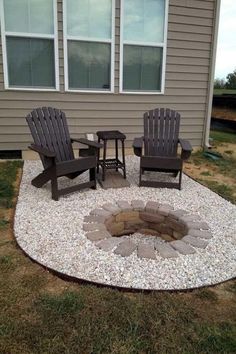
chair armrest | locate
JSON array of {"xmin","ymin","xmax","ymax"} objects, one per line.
[
  {"xmin": 178, "ymin": 139, "xmax": 192, "ymax": 160},
  {"xmin": 133, "ymin": 137, "xmax": 143, "ymax": 157},
  {"xmin": 71, "ymin": 138, "xmax": 103, "ymax": 149},
  {"xmin": 29, "ymin": 144, "xmax": 56, "ymax": 158}
]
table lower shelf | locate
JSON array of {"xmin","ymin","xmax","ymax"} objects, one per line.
[{"xmin": 98, "ymin": 158, "xmax": 125, "ymax": 170}]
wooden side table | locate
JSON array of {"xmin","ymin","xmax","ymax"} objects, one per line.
[{"xmin": 96, "ymin": 130, "xmax": 126, "ymax": 181}]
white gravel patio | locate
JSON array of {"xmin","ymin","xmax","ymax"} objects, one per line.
[{"xmin": 14, "ymin": 156, "xmax": 236, "ymax": 290}]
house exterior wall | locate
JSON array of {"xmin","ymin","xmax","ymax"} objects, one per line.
[{"xmin": 0, "ymin": 0, "xmax": 216, "ymax": 152}]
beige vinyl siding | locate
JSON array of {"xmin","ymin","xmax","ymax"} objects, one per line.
[{"xmin": 0, "ymin": 0, "xmax": 216, "ymax": 151}]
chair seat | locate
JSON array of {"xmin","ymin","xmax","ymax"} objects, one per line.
[
  {"xmin": 141, "ymin": 156, "xmax": 182, "ymax": 171},
  {"xmin": 56, "ymin": 156, "xmax": 96, "ymax": 177}
]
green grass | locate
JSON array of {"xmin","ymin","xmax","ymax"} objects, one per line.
[
  {"xmin": 200, "ymin": 171, "xmax": 212, "ymax": 177},
  {"xmin": 0, "ymin": 255, "xmax": 13, "ymax": 265},
  {"xmin": 212, "ymin": 157, "xmax": 236, "ymax": 180},
  {"xmin": 0, "ymin": 255, "xmax": 16, "ymax": 272},
  {"xmin": 226, "ymin": 283, "xmax": 236, "ymax": 293},
  {"xmin": 0, "ymin": 160, "xmax": 23, "ymax": 208},
  {"xmin": 214, "ymin": 88, "xmax": 236, "ymax": 95},
  {"xmin": 210, "ymin": 131, "xmax": 236, "ymax": 145},
  {"xmin": 0, "ymin": 286, "xmax": 235, "ymax": 354},
  {"xmin": 0, "ymin": 219, "xmax": 9, "ymax": 229},
  {"xmin": 195, "ymin": 288, "xmax": 218, "ymax": 302},
  {"xmin": 197, "ymin": 323, "xmax": 236, "ymax": 353}
]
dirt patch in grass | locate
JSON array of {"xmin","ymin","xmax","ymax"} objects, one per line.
[
  {"xmin": 212, "ymin": 106, "xmax": 236, "ymax": 122},
  {"xmin": 184, "ymin": 130, "xmax": 236, "ymax": 204},
  {"xmin": 216, "ymin": 143, "xmax": 236, "ymax": 160},
  {"xmin": 0, "ymin": 160, "xmax": 235, "ymax": 353}
]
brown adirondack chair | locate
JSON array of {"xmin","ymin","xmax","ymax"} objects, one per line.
[
  {"xmin": 133, "ymin": 108, "xmax": 192, "ymax": 189},
  {"xmin": 26, "ymin": 107, "xmax": 102, "ymax": 200}
]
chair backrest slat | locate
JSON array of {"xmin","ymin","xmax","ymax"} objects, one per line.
[
  {"xmin": 173, "ymin": 111, "xmax": 181, "ymax": 156},
  {"xmin": 58, "ymin": 109, "xmax": 74, "ymax": 160},
  {"xmin": 41, "ymin": 107, "xmax": 58, "ymax": 152},
  {"xmin": 36, "ymin": 108, "xmax": 54, "ymax": 153},
  {"xmin": 158, "ymin": 108, "xmax": 165, "ymax": 156},
  {"xmin": 168, "ymin": 109, "xmax": 176, "ymax": 156},
  {"xmin": 48, "ymin": 107, "xmax": 67, "ymax": 161},
  {"xmin": 144, "ymin": 111, "xmax": 149, "ymax": 155},
  {"xmin": 153, "ymin": 108, "xmax": 159, "ymax": 155},
  {"xmin": 26, "ymin": 107, "xmax": 74, "ymax": 167},
  {"xmin": 163, "ymin": 108, "xmax": 171, "ymax": 156},
  {"xmin": 144, "ymin": 108, "xmax": 180, "ymax": 157},
  {"xmin": 148, "ymin": 109, "xmax": 154, "ymax": 155}
]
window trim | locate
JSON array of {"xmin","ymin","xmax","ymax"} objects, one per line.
[
  {"xmin": 119, "ymin": 0, "xmax": 169, "ymax": 95},
  {"xmin": 0, "ymin": 0, "xmax": 59, "ymax": 92},
  {"xmin": 63, "ymin": 0, "xmax": 115, "ymax": 94}
]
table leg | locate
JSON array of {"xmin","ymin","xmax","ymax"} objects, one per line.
[
  {"xmin": 97, "ymin": 137, "xmax": 101, "ymax": 173},
  {"xmin": 102, "ymin": 140, "xmax": 107, "ymax": 181},
  {"xmin": 115, "ymin": 139, "xmax": 118, "ymax": 171},
  {"xmin": 122, "ymin": 139, "xmax": 126, "ymax": 179}
]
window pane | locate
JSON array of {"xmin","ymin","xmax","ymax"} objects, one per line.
[
  {"xmin": 67, "ymin": 0, "xmax": 111, "ymax": 39},
  {"xmin": 4, "ymin": 0, "xmax": 54, "ymax": 34},
  {"xmin": 123, "ymin": 45, "xmax": 162, "ymax": 91},
  {"xmin": 68, "ymin": 41, "xmax": 111, "ymax": 90},
  {"xmin": 124, "ymin": 0, "xmax": 165, "ymax": 43},
  {"xmin": 6, "ymin": 37, "xmax": 55, "ymax": 88}
]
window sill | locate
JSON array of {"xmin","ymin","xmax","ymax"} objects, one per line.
[
  {"xmin": 65, "ymin": 89, "xmax": 115, "ymax": 94},
  {"xmin": 5, "ymin": 87, "xmax": 60, "ymax": 92},
  {"xmin": 119, "ymin": 90, "xmax": 165, "ymax": 95}
]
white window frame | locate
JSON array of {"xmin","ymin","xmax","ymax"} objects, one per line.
[
  {"xmin": 119, "ymin": 0, "xmax": 169, "ymax": 95},
  {"xmin": 63, "ymin": 0, "xmax": 115, "ymax": 94},
  {"xmin": 0, "ymin": 0, "xmax": 59, "ymax": 92}
]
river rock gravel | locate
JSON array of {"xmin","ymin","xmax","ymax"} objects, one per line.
[{"xmin": 14, "ymin": 157, "xmax": 236, "ymax": 290}]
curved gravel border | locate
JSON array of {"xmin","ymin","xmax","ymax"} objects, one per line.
[{"xmin": 14, "ymin": 157, "xmax": 236, "ymax": 290}]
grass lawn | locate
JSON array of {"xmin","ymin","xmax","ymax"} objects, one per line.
[
  {"xmin": 214, "ymin": 88, "xmax": 236, "ymax": 95},
  {"xmin": 0, "ymin": 135, "xmax": 236, "ymax": 353}
]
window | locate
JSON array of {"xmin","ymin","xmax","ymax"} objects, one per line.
[
  {"xmin": 64, "ymin": 0, "xmax": 115, "ymax": 92},
  {"xmin": 120, "ymin": 0, "xmax": 168, "ymax": 93},
  {"xmin": 0, "ymin": 0, "xmax": 59, "ymax": 90}
]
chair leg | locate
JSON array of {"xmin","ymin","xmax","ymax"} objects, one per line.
[
  {"xmin": 90, "ymin": 167, "xmax": 96, "ymax": 189},
  {"xmin": 51, "ymin": 175, "xmax": 59, "ymax": 201},
  {"xmin": 102, "ymin": 140, "xmax": 107, "ymax": 181},
  {"xmin": 97, "ymin": 138, "xmax": 101, "ymax": 174},
  {"xmin": 48, "ymin": 165, "xmax": 58, "ymax": 201},
  {"xmin": 121, "ymin": 139, "xmax": 126, "ymax": 179},
  {"xmin": 115, "ymin": 139, "xmax": 118, "ymax": 171},
  {"xmin": 173, "ymin": 171, "xmax": 179, "ymax": 178},
  {"xmin": 31, "ymin": 168, "xmax": 52, "ymax": 188},
  {"xmin": 179, "ymin": 169, "xmax": 182, "ymax": 190},
  {"xmin": 139, "ymin": 166, "xmax": 143, "ymax": 186}
]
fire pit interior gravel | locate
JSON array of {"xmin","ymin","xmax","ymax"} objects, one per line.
[
  {"xmin": 84, "ymin": 201, "xmax": 211, "ymax": 259},
  {"xmin": 14, "ymin": 158, "xmax": 236, "ymax": 291}
]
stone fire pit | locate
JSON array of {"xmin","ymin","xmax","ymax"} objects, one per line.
[{"xmin": 84, "ymin": 200, "xmax": 211, "ymax": 260}]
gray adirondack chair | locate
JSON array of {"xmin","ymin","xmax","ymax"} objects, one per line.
[
  {"xmin": 133, "ymin": 108, "xmax": 192, "ymax": 189},
  {"xmin": 26, "ymin": 107, "xmax": 102, "ymax": 200}
]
